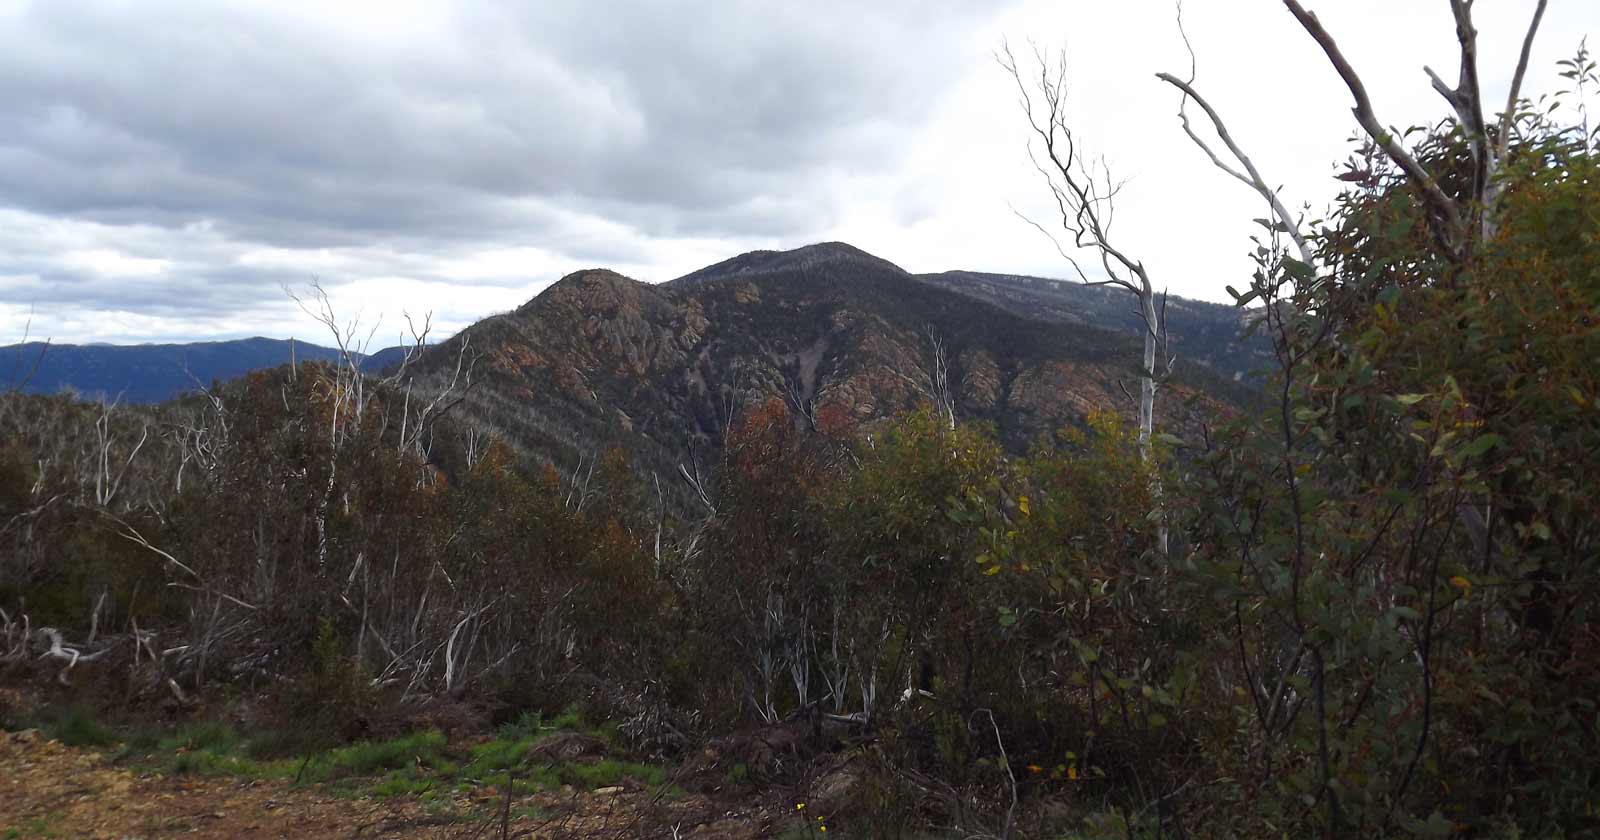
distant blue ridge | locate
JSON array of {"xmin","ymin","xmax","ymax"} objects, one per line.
[{"xmin": 0, "ymin": 337, "xmax": 411, "ymax": 404}]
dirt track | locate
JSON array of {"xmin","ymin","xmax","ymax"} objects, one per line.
[{"xmin": 0, "ymin": 730, "xmax": 773, "ymax": 839}]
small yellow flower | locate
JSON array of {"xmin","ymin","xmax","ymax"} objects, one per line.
[
  {"xmin": 1067, "ymin": 765, "xmax": 1079, "ymax": 781},
  {"xmin": 1449, "ymin": 576, "xmax": 1472, "ymax": 598},
  {"xmin": 795, "ymin": 803, "xmax": 805, "ymax": 810}
]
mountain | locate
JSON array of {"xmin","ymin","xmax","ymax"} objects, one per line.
[
  {"xmin": 408, "ymin": 242, "xmax": 1255, "ymax": 483},
  {"xmin": 0, "ymin": 337, "xmax": 403, "ymax": 404},
  {"xmin": 914, "ymin": 270, "xmax": 1268, "ymax": 379},
  {"xmin": 5, "ymin": 244, "xmax": 1260, "ymax": 473}
]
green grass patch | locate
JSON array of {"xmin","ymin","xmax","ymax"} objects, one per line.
[
  {"xmin": 561, "ymin": 758, "xmax": 666, "ymax": 789},
  {"xmin": 463, "ymin": 734, "xmax": 538, "ymax": 777},
  {"xmin": 168, "ymin": 749, "xmax": 295, "ymax": 779},
  {"xmin": 316, "ymin": 729, "xmax": 449, "ymax": 777},
  {"xmin": 164, "ymin": 720, "xmax": 238, "ymax": 752},
  {"xmin": 38, "ymin": 707, "xmax": 115, "ymax": 748},
  {"xmin": 370, "ymin": 770, "xmax": 439, "ymax": 798},
  {"xmin": 109, "ymin": 720, "xmax": 299, "ymax": 780},
  {"xmin": 83, "ymin": 705, "xmax": 669, "ymax": 807},
  {"xmin": 1, "ymin": 815, "xmax": 61, "ymax": 839}
]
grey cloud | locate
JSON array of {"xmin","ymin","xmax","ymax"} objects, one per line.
[
  {"xmin": 0, "ymin": 0, "xmax": 1001, "ymax": 245},
  {"xmin": 0, "ymin": 0, "xmax": 1016, "ymax": 340}
]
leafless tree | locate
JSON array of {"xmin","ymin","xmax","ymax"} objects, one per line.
[
  {"xmin": 3, "ymin": 316, "xmax": 49, "ymax": 395},
  {"xmin": 923, "ymin": 325, "xmax": 956, "ymax": 430},
  {"xmin": 1001, "ymin": 42, "xmax": 1176, "ymax": 550},
  {"xmin": 288, "ymin": 281, "xmax": 479, "ymax": 572},
  {"xmin": 283, "ymin": 282, "xmax": 505, "ymax": 697},
  {"xmin": 171, "ymin": 372, "xmax": 230, "ymax": 495},
  {"xmin": 565, "ymin": 452, "xmax": 598, "ymax": 512},
  {"xmin": 778, "ymin": 366, "xmax": 817, "ymax": 432},
  {"xmin": 894, "ymin": 324, "xmax": 958, "ymax": 430},
  {"xmin": 1000, "ymin": 44, "xmax": 1175, "ymax": 460},
  {"xmin": 91, "ymin": 397, "xmax": 148, "ymax": 508},
  {"xmin": 382, "ymin": 311, "xmax": 479, "ymax": 465},
  {"xmin": 719, "ymin": 360, "xmax": 746, "ymax": 439}
]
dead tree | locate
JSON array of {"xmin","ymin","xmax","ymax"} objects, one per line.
[
  {"xmin": 890, "ymin": 324, "xmax": 958, "ymax": 429},
  {"xmin": 170, "ymin": 380, "xmax": 228, "ymax": 495},
  {"xmin": 91, "ymin": 397, "xmax": 148, "ymax": 509},
  {"xmin": 1000, "ymin": 43, "xmax": 1175, "ymax": 467},
  {"xmin": 3, "ymin": 316, "xmax": 49, "ymax": 394},
  {"xmin": 380, "ymin": 310, "xmax": 479, "ymax": 465},
  {"xmin": 1151, "ymin": 0, "xmax": 1549, "ymax": 318},
  {"xmin": 923, "ymin": 325, "xmax": 957, "ymax": 430},
  {"xmin": 287, "ymin": 282, "xmax": 493, "ymax": 695},
  {"xmin": 1001, "ymin": 44, "xmax": 1176, "ymax": 552}
]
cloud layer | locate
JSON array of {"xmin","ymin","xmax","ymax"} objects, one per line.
[
  {"xmin": 1, "ymin": 0, "xmax": 1594, "ymax": 345},
  {"xmin": 0, "ymin": 0, "xmax": 1002, "ymax": 342}
]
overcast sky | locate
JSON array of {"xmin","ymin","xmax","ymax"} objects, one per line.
[{"xmin": 1, "ymin": 0, "xmax": 1594, "ymax": 346}]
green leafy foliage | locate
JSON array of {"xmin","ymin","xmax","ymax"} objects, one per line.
[{"xmin": 1177, "ymin": 94, "xmax": 1600, "ymax": 834}]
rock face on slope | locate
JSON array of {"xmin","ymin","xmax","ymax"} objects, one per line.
[{"xmin": 413, "ymin": 242, "xmax": 1251, "ymax": 481}]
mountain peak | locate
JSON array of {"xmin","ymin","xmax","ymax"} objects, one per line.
[
  {"xmin": 547, "ymin": 267, "xmax": 636, "ymax": 288},
  {"xmin": 784, "ymin": 241, "xmax": 896, "ymax": 265},
  {"xmin": 669, "ymin": 241, "xmax": 905, "ymax": 285},
  {"xmin": 520, "ymin": 267, "xmax": 642, "ymax": 308}
]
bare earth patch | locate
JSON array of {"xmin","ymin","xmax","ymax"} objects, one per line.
[{"xmin": 0, "ymin": 730, "xmax": 773, "ymax": 839}]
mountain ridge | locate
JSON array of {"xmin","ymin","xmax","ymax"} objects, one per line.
[
  {"xmin": 1, "ymin": 337, "xmax": 406, "ymax": 403},
  {"xmin": 4, "ymin": 244, "xmax": 1259, "ymax": 476},
  {"xmin": 406, "ymin": 243, "xmax": 1254, "ymax": 488}
]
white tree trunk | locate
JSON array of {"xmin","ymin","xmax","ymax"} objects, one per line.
[
  {"xmin": 1138, "ymin": 286, "xmax": 1168, "ymax": 554},
  {"xmin": 1138, "ymin": 288, "xmax": 1158, "ymax": 463}
]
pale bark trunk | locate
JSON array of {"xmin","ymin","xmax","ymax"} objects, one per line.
[
  {"xmin": 1138, "ymin": 289, "xmax": 1157, "ymax": 462},
  {"xmin": 1137, "ymin": 288, "xmax": 1169, "ymax": 554}
]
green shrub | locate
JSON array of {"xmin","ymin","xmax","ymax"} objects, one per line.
[
  {"xmin": 321, "ymin": 729, "xmax": 448, "ymax": 776},
  {"xmin": 42, "ymin": 707, "xmax": 116, "ymax": 748}
]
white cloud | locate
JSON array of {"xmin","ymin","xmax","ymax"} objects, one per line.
[
  {"xmin": 0, "ymin": 0, "xmax": 1593, "ymax": 345},
  {"xmin": 60, "ymin": 249, "xmax": 171, "ymax": 278}
]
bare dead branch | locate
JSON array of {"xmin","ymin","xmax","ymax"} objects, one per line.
[
  {"xmin": 974, "ymin": 708, "xmax": 1018, "ymax": 839},
  {"xmin": 1500, "ymin": 0, "xmax": 1550, "ymax": 161},
  {"xmin": 1282, "ymin": 0, "xmax": 1464, "ymax": 241},
  {"xmin": 4, "ymin": 316, "xmax": 49, "ymax": 394},
  {"xmin": 1156, "ymin": 72, "xmax": 1315, "ymax": 266}
]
